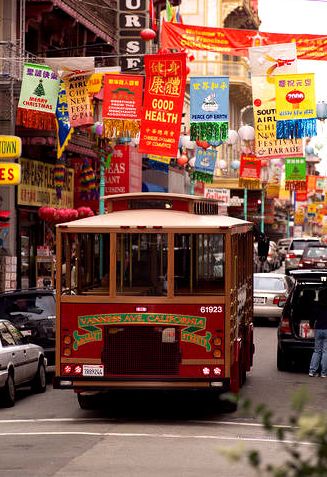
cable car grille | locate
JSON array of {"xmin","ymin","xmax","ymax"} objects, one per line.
[{"xmin": 103, "ymin": 326, "xmax": 181, "ymax": 375}]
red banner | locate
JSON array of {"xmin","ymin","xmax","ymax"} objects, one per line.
[
  {"xmin": 138, "ymin": 52, "xmax": 187, "ymax": 157},
  {"xmin": 105, "ymin": 145, "xmax": 130, "ymax": 195},
  {"xmin": 239, "ymin": 153, "xmax": 261, "ymax": 189},
  {"xmin": 161, "ymin": 22, "xmax": 327, "ymax": 61},
  {"xmin": 103, "ymin": 74, "xmax": 143, "ymax": 120}
]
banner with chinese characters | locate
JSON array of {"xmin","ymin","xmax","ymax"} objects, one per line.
[
  {"xmin": 249, "ymin": 44, "xmax": 302, "ymax": 158},
  {"xmin": 139, "ymin": 52, "xmax": 187, "ymax": 157},
  {"xmin": 190, "ymin": 76, "xmax": 229, "ymax": 142},
  {"xmin": 275, "ymin": 73, "xmax": 317, "ymax": 138},
  {"xmin": 55, "ymin": 81, "xmax": 73, "ymax": 159},
  {"xmin": 239, "ymin": 153, "xmax": 261, "ymax": 189},
  {"xmin": 161, "ymin": 22, "xmax": 327, "ymax": 61},
  {"xmin": 192, "ymin": 148, "xmax": 217, "ymax": 183},
  {"xmin": 64, "ymin": 74, "xmax": 94, "ymax": 127},
  {"xmin": 296, "ymin": 190, "xmax": 307, "ymax": 202},
  {"xmin": 285, "ymin": 157, "xmax": 306, "ymax": 190},
  {"xmin": 102, "ymin": 74, "xmax": 144, "ymax": 138},
  {"xmin": 16, "ymin": 63, "xmax": 60, "ymax": 130}
]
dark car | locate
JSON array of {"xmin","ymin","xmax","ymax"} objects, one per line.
[
  {"xmin": 284, "ymin": 237, "xmax": 320, "ymax": 275},
  {"xmin": 277, "ymin": 270, "xmax": 327, "ymax": 371},
  {"xmin": 298, "ymin": 244, "xmax": 327, "ymax": 270},
  {"xmin": 0, "ymin": 289, "xmax": 55, "ymax": 371}
]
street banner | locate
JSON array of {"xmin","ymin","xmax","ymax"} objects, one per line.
[
  {"xmin": 104, "ymin": 145, "xmax": 130, "ymax": 195},
  {"xmin": 64, "ymin": 74, "xmax": 94, "ymax": 127},
  {"xmin": 265, "ymin": 161, "xmax": 282, "ymax": 198},
  {"xmin": 87, "ymin": 67, "xmax": 121, "ymax": 98},
  {"xmin": 285, "ymin": 157, "xmax": 306, "ymax": 190},
  {"xmin": 193, "ymin": 148, "xmax": 217, "ymax": 183},
  {"xmin": 102, "ymin": 73, "xmax": 144, "ymax": 138},
  {"xmin": 161, "ymin": 22, "xmax": 327, "ymax": 61},
  {"xmin": 249, "ymin": 44, "xmax": 302, "ymax": 158},
  {"xmin": 45, "ymin": 57, "xmax": 95, "ymax": 79},
  {"xmin": 239, "ymin": 153, "xmax": 261, "ymax": 189},
  {"xmin": 147, "ymin": 154, "xmax": 171, "ymax": 164},
  {"xmin": 296, "ymin": 190, "xmax": 307, "ymax": 202},
  {"xmin": 16, "ymin": 63, "xmax": 60, "ymax": 130},
  {"xmin": 275, "ymin": 73, "xmax": 317, "ymax": 138},
  {"xmin": 307, "ymin": 175, "xmax": 317, "ymax": 194},
  {"xmin": 190, "ymin": 76, "xmax": 229, "ymax": 142},
  {"xmin": 139, "ymin": 52, "xmax": 187, "ymax": 157},
  {"xmin": 55, "ymin": 80, "xmax": 73, "ymax": 159}
]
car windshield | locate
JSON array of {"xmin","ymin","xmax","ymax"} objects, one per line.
[
  {"xmin": 254, "ymin": 276, "xmax": 285, "ymax": 291},
  {"xmin": 290, "ymin": 240, "xmax": 319, "ymax": 250},
  {"xmin": 304, "ymin": 247, "xmax": 327, "ymax": 259},
  {"xmin": 0, "ymin": 294, "xmax": 55, "ymax": 321}
]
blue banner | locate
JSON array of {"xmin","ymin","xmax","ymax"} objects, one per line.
[
  {"xmin": 56, "ymin": 80, "xmax": 73, "ymax": 159},
  {"xmin": 195, "ymin": 148, "xmax": 217, "ymax": 175},
  {"xmin": 190, "ymin": 76, "xmax": 229, "ymax": 123}
]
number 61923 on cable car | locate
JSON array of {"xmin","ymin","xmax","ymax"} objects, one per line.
[{"xmin": 53, "ymin": 193, "xmax": 254, "ymax": 409}]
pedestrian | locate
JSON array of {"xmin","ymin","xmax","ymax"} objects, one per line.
[{"xmin": 309, "ymin": 287, "xmax": 327, "ymax": 377}]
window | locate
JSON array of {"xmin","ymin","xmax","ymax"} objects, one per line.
[
  {"xmin": 254, "ymin": 276, "xmax": 285, "ymax": 291},
  {"xmin": 61, "ymin": 233, "xmax": 110, "ymax": 295},
  {"xmin": 116, "ymin": 234, "xmax": 168, "ymax": 296},
  {"xmin": 0, "ymin": 322, "xmax": 16, "ymax": 346},
  {"xmin": 305, "ymin": 247, "xmax": 327, "ymax": 258},
  {"xmin": 290, "ymin": 240, "xmax": 319, "ymax": 250},
  {"xmin": 174, "ymin": 234, "xmax": 224, "ymax": 295},
  {"xmin": 5, "ymin": 322, "xmax": 24, "ymax": 345}
]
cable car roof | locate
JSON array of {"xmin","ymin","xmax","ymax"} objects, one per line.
[{"xmin": 57, "ymin": 209, "xmax": 252, "ymax": 229}]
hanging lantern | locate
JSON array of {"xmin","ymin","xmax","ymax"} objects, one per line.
[
  {"xmin": 54, "ymin": 161, "xmax": 66, "ymax": 199},
  {"xmin": 226, "ymin": 130, "xmax": 239, "ymax": 146},
  {"xmin": 316, "ymin": 102, "xmax": 327, "ymax": 120},
  {"xmin": 95, "ymin": 122, "xmax": 103, "ymax": 136},
  {"xmin": 231, "ymin": 160, "xmax": 240, "ymax": 170},
  {"xmin": 140, "ymin": 28, "xmax": 156, "ymax": 41},
  {"xmin": 177, "ymin": 151, "xmax": 189, "ymax": 167},
  {"xmin": 219, "ymin": 159, "xmax": 227, "ymax": 169},
  {"xmin": 196, "ymin": 139, "xmax": 210, "ymax": 150},
  {"xmin": 186, "ymin": 65, "xmax": 191, "ymax": 76},
  {"xmin": 238, "ymin": 125, "xmax": 255, "ymax": 141},
  {"xmin": 180, "ymin": 135, "xmax": 191, "ymax": 148}
]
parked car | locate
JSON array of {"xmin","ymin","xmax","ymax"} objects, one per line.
[
  {"xmin": 253, "ymin": 273, "xmax": 293, "ymax": 323},
  {"xmin": 277, "ymin": 269, "xmax": 327, "ymax": 371},
  {"xmin": 0, "ymin": 319, "xmax": 46, "ymax": 406},
  {"xmin": 0, "ymin": 289, "xmax": 55, "ymax": 371},
  {"xmin": 284, "ymin": 237, "xmax": 320, "ymax": 275},
  {"xmin": 298, "ymin": 244, "xmax": 327, "ymax": 270},
  {"xmin": 277, "ymin": 238, "xmax": 292, "ymax": 261}
]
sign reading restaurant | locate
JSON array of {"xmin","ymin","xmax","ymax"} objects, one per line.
[{"xmin": 17, "ymin": 158, "xmax": 74, "ymax": 207}]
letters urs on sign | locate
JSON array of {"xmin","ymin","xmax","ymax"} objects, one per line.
[{"xmin": 138, "ymin": 52, "xmax": 187, "ymax": 158}]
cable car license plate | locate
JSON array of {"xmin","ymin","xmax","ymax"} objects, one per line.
[
  {"xmin": 254, "ymin": 297, "xmax": 266, "ymax": 304},
  {"xmin": 82, "ymin": 365, "xmax": 104, "ymax": 377}
]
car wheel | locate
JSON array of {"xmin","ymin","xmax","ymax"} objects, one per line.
[
  {"xmin": 32, "ymin": 361, "xmax": 47, "ymax": 394},
  {"xmin": 277, "ymin": 348, "xmax": 290, "ymax": 372},
  {"xmin": 2, "ymin": 372, "xmax": 15, "ymax": 407},
  {"xmin": 77, "ymin": 393, "xmax": 95, "ymax": 410}
]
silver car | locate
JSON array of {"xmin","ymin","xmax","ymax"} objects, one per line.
[
  {"xmin": 253, "ymin": 273, "xmax": 294, "ymax": 322},
  {"xmin": 277, "ymin": 238, "xmax": 292, "ymax": 260},
  {"xmin": 285, "ymin": 237, "xmax": 320, "ymax": 275},
  {"xmin": 0, "ymin": 319, "xmax": 46, "ymax": 407}
]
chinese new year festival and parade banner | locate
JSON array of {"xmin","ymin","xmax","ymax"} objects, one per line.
[
  {"xmin": 249, "ymin": 43, "xmax": 302, "ymax": 158},
  {"xmin": 161, "ymin": 22, "xmax": 327, "ymax": 61},
  {"xmin": 139, "ymin": 52, "xmax": 187, "ymax": 157},
  {"xmin": 64, "ymin": 74, "xmax": 94, "ymax": 128}
]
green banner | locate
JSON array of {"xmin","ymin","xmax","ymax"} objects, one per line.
[
  {"xmin": 73, "ymin": 313, "xmax": 212, "ymax": 352},
  {"xmin": 285, "ymin": 157, "xmax": 306, "ymax": 181}
]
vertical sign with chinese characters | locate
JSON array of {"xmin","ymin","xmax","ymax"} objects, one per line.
[
  {"xmin": 103, "ymin": 74, "xmax": 144, "ymax": 120},
  {"xmin": 138, "ymin": 52, "xmax": 187, "ymax": 157},
  {"xmin": 285, "ymin": 157, "xmax": 306, "ymax": 190},
  {"xmin": 119, "ymin": 0, "xmax": 147, "ymax": 72}
]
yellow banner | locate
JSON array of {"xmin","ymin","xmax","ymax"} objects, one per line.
[
  {"xmin": 148, "ymin": 154, "xmax": 171, "ymax": 164},
  {"xmin": 17, "ymin": 158, "xmax": 74, "ymax": 207},
  {"xmin": 275, "ymin": 73, "xmax": 316, "ymax": 120},
  {"xmin": 252, "ymin": 77, "xmax": 302, "ymax": 158}
]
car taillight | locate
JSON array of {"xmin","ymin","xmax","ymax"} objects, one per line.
[
  {"xmin": 286, "ymin": 253, "xmax": 296, "ymax": 259},
  {"xmin": 298, "ymin": 261, "xmax": 303, "ymax": 267},
  {"xmin": 273, "ymin": 296, "xmax": 280, "ymax": 304},
  {"xmin": 280, "ymin": 317, "xmax": 291, "ymax": 334}
]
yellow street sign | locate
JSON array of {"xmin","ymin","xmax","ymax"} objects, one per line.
[
  {"xmin": 0, "ymin": 136, "xmax": 22, "ymax": 158},
  {"xmin": 0, "ymin": 163, "xmax": 21, "ymax": 185}
]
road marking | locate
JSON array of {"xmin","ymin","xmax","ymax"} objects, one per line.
[
  {"xmin": 0, "ymin": 430, "xmax": 313, "ymax": 446},
  {"xmin": 0, "ymin": 418, "xmax": 294, "ymax": 429}
]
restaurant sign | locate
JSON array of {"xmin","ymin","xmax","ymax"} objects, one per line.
[{"xmin": 17, "ymin": 158, "xmax": 74, "ymax": 207}]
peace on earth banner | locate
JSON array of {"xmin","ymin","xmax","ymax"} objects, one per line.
[{"xmin": 161, "ymin": 22, "xmax": 327, "ymax": 61}]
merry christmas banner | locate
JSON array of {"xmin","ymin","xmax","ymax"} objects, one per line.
[
  {"xmin": 17, "ymin": 63, "xmax": 60, "ymax": 130},
  {"xmin": 102, "ymin": 73, "xmax": 144, "ymax": 138},
  {"xmin": 139, "ymin": 52, "xmax": 187, "ymax": 157},
  {"xmin": 161, "ymin": 22, "xmax": 327, "ymax": 61}
]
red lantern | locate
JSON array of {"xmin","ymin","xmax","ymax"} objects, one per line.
[
  {"xmin": 196, "ymin": 139, "xmax": 210, "ymax": 150},
  {"xmin": 186, "ymin": 65, "xmax": 191, "ymax": 76},
  {"xmin": 140, "ymin": 28, "xmax": 156, "ymax": 41},
  {"xmin": 177, "ymin": 152, "xmax": 189, "ymax": 167}
]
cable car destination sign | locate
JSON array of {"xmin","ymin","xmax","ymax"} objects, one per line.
[{"xmin": 0, "ymin": 135, "xmax": 22, "ymax": 185}]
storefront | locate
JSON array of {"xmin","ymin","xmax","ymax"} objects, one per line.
[{"xmin": 17, "ymin": 157, "xmax": 74, "ymax": 289}]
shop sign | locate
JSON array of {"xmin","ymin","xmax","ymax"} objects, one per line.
[
  {"xmin": 17, "ymin": 158, "xmax": 74, "ymax": 207},
  {"xmin": 0, "ymin": 163, "xmax": 21, "ymax": 185},
  {"xmin": 104, "ymin": 145, "xmax": 130, "ymax": 195},
  {"xmin": 0, "ymin": 136, "xmax": 22, "ymax": 159},
  {"xmin": 205, "ymin": 187, "xmax": 230, "ymax": 204},
  {"xmin": 118, "ymin": 0, "xmax": 146, "ymax": 72}
]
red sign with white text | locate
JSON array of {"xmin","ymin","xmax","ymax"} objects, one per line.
[
  {"xmin": 102, "ymin": 74, "xmax": 144, "ymax": 120},
  {"xmin": 105, "ymin": 145, "xmax": 130, "ymax": 195},
  {"xmin": 138, "ymin": 52, "xmax": 187, "ymax": 157}
]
